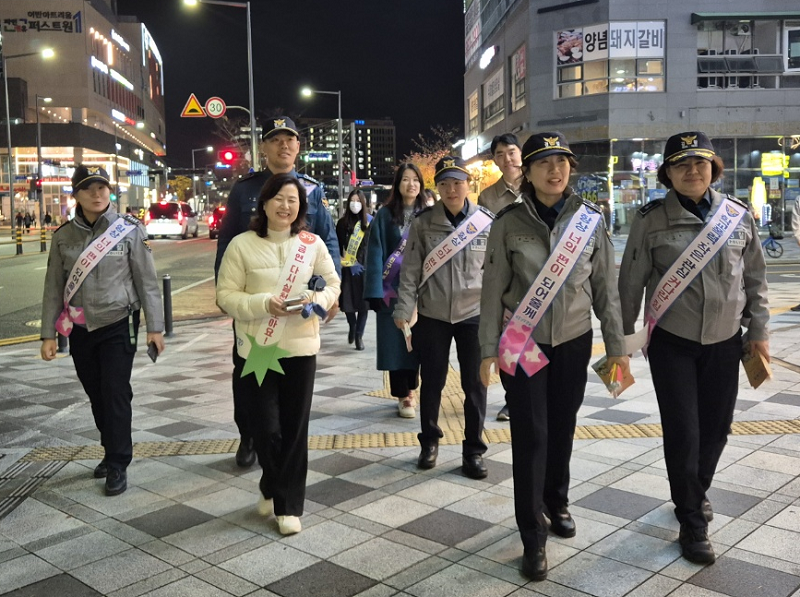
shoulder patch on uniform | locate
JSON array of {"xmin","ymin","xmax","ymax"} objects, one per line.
[
  {"xmin": 581, "ymin": 199, "xmax": 603, "ymax": 214},
  {"xmin": 415, "ymin": 206, "xmax": 433, "ymax": 218},
  {"xmin": 494, "ymin": 202, "xmax": 522, "ymax": 220},
  {"xmin": 297, "ymin": 173, "xmax": 320, "ymax": 187},
  {"xmin": 142, "ymin": 237, "xmax": 152, "ymax": 252},
  {"xmin": 725, "ymin": 194, "xmax": 750, "ymax": 210},
  {"xmin": 122, "ymin": 214, "xmax": 143, "ymax": 227},
  {"xmin": 639, "ymin": 199, "xmax": 665, "ymax": 216},
  {"xmin": 477, "ymin": 205, "xmax": 496, "ymax": 219}
]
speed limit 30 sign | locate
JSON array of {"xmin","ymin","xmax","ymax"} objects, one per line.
[{"xmin": 205, "ymin": 97, "xmax": 227, "ymax": 119}]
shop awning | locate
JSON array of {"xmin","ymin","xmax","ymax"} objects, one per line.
[{"xmin": 691, "ymin": 12, "xmax": 800, "ymax": 25}]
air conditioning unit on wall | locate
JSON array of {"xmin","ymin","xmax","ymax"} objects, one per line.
[{"xmin": 730, "ymin": 23, "xmax": 751, "ymax": 36}]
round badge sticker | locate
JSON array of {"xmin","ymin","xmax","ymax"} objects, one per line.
[{"xmin": 298, "ymin": 231, "xmax": 316, "ymax": 244}]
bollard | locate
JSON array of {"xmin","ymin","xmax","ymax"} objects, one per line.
[
  {"xmin": 57, "ymin": 333, "xmax": 69, "ymax": 354},
  {"xmin": 15, "ymin": 226, "xmax": 22, "ymax": 255},
  {"xmin": 163, "ymin": 274, "xmax": 174, "ymax": 337},
  {"xmin": 40, "ymin": 227, "xmax": 47, "ymax": 253}
]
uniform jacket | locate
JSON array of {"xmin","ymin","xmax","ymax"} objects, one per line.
[
  {"xmin": 477, "ymin": 177, "xmax": 521, "ymax": 216},
  {"xmin": 214, "ymin": 169, "xmax": 340, "ymax": 276},
  {"xmin": 216, "ymin": 229, "xmax": 340, "ymax": 358},
  {"xmin": 363, "ymin": 206, "xmax": 419, "ymax": 371},
  {"xmin": 478, "ymin": 191, "xmax": 625, "ymax": 359},
  {"xmin": 41, "ymin": 206, "xmax": 164, "ymax": 338},
  {"xmin": 394, "ymin": 200, "xmax": 491, "ymax": 324},
  {"xmin": 618, "ymin": 188, "xmax": 769, "ymax": 344}
]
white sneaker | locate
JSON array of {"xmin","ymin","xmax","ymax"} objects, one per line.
[
  {"xmin": 257, "ymin": 496, "xmax": 273, "ymax": 516},
  {"xmin": 277, "ymin": 515, "xmax": 302, "ymax": 535},
  {"xmin": 398, "ymin": 393, "xmax": 416, "ymax": 418}
]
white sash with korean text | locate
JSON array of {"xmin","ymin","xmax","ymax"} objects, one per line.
[
  {"xmin": 55, "ymin": 217, "xmax": 139, "ymax": 336},
  {"xmin": 498, "ymin": 206, "xmax": 602, "ymax": 376},
  {"xmin": 235, "ymin": 230, "xmax": 318, "ymax": 365},
  {"xmin": 419, "ymin": 209, "xmax": 493, "ymax": 286},
  {"xmin": 628, "ymin": 198, "xmax": 748, "ymax": 356}
]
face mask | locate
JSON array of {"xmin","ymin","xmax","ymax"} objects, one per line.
[
  {"xmin": 349, "ymin": 202, "xmax": 363, "ymax": 215},
  {"xmin": 426, "ymin": 199, "xmax": 435, "ymax": 207}
]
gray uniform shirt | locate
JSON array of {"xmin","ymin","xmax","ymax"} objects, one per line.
[
  {"xmin": 618, "ymin": 188, "xmax": 769, "ymax": 344},
  {"xmin": 41, "ymin": 207, "xmax": 164, "ymax": 338},
  {"xmin": 478, "ymin": 177, "xmax": 521, "ymax": 216}
]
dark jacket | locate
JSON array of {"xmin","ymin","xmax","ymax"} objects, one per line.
[{"xmin": 336, "ymin": 213, "xmax": 370, "ymax": 313}]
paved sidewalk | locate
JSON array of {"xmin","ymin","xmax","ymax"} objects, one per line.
[{"xmin": 1, "ymin": 294, "xmax": 800, "ymax": 595}]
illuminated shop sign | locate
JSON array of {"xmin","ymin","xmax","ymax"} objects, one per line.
[
  {"xmin": 111, "ymin": 29, "xmax": 130, "ymax": 51},
  {"xmin": 2, "ymin": 10, "xmax": 82, "ymax": 33}
]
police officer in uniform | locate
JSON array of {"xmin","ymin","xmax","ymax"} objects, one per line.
[
  {"xmin": 215, "ymin": 116, "xmax": 340, "ymax": 468},
  {"xmin": 477, "ymin": 133, "xmax": 524, "ymax": 422},
  {"xmin": 393, "ymin": 156, "xmax": 492, "ymax": 479},
  {"xmin": 619, "ymin": 131, "xmax": 769, "ymax": 565},
  {"xmin": 41, "ymin": 166, "xmax": 165, "ymax": 496}
]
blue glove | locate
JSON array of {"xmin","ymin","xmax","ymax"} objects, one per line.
[
  {"xmin": 301, "ymin": 302, "xmax": 328, "ymax": 320},
  {"xmin": 349, "ymin": 262, "xmax": 364, "ymax": 276}
]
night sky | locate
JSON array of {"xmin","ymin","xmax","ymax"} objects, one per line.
[{"xmin": 114, "ymin": 0, "xmax": 466, "ymax": 169}]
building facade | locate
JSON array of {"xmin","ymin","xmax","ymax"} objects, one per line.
[
  {"xmin": 464, "ymin": 0, "xmax": 800, "ymax": 232},
  {"xmin": 296, "ymin": 117, "xmax": 396, "ymax": 189},
  {"xmin": 0, "ymin": 0, "xmax": 166, "ymax": 223}
]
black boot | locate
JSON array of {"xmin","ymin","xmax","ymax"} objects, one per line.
[
  {"xmin": 235, "ymin": 437, "xmax": 256, "ymax": 468},
  {"xmin": 348, "ymin": 325, "xmax": 355, "ymax": 344},
  {"xmin": 521, "ymin": 548, "xmax": 548, "ymax": 581},
  {"xmin": 355, "ymin": 335, "xmax": 364, "ymax": 350}
]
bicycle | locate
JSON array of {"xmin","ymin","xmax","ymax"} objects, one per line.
[{"xmin": 761, "ymin": 221, "xmax": 783, "ymax": 259}]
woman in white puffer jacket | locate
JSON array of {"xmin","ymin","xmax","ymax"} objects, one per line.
[{"xmin": 217, "ymin": 173, "xmax": 340, "ymax": 536}]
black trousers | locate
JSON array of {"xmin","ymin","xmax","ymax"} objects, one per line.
[
  {"xmin": 231, "ymin": 327, "xmax": 251, "ymax": 442},
  {"xmin": 388, "ymin": 369, "xmax": 419, "ymax": 399},
  {"xmin": 413, "ymin": 314, "xmax": 487, "ymax": 456},
  {"xmin": 345, "ymin": 311, "xmax": 369, "ymax": 337},
  {"xmin": 70, "ymin": 313, "xmax": 138, "ymax": 471},
  {"xmin": 233, "ymin": 351, "xmax": 316, "ymax": 516},
  {"xmin": 502, "ymin": 330, "xmax": 592, "ymax": 553},
  {"xmin": 648, "ymin": 326, "xmax": 741, "ymax": 531}
]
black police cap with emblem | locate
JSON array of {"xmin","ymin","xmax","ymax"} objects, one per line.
[
  {"xmin": 657, "ymin": 131, "xmax": 724, "ymax": 187},
  {"xmin": 262, "ymin": 116, "xmax": 300, "ymax": 140},
  {"xmin": 72, "ymin": 165, "xmax": 112, "ymax": 193},
  {"xmin": 521, "ymin": 132, "xmax": 576, "ymax": 166},
  {"xmin": 433, "ymin": 156, "xmax": 470, "ymax": 183}
]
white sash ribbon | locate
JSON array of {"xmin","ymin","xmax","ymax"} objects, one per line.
[
  {"xmin": 420, "ymin": 209, "xmax": 493, "ymax": 286},
  {"xmin": 498, "ymin": 206, "xmax": 602, "ymax": 376},
  {"xmin": 627, "ymin": 197, "xmax": 748, "ymax": 356},
  {"xmin": 55, "ymin": 217, "xmax": 139, "ymax": 336}
]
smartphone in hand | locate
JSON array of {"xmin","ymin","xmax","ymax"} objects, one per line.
[
  {"xmin": 147, "ymin": 342, "xmax": 158, "ymax": 363},
  {"xmin": 284, "ymin": 295, "xmax": 304, "ymax": 312}
]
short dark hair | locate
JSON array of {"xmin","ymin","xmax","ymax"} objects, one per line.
[
  {"xmin": 385, "ymin": 163, "xmax": 426, "ymax": 226},
  {"xmin": 491, "ymin": 133, "xmax": 520, "ymax": 156},
  {"xmin": 249, "ymin": 173, "xmax": 308, "ymax": 237},
  {"xmin": 520, "ymin": 155, "xmax": 578, "ymax": 198},
  {"xmin": 657, "ymin": 158, "xmax": 724, "ymax": 189}
]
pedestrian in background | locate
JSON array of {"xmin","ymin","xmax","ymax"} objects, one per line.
[
  {"xmin": 216, "ymin": 173, "xmax": 340, "ymax": 536},
  {"xmin": 214, "ymin": 116, "xmax": 340, "ymax": 470},
  {"xmin": 24, "ymin": 212, "xmax": 31, "ymax": 233},
  {"xmin": 337, "ymin": 189, "xmax": 372, "ymax": 350},
  {"xmin": 40, "ymin": 165, "xmax": 165, "ymax": 497},
  {"xmin": 364, "ymin": 163, "xmax": 425, "ymax": 418},
  {"xmin": 394, "ymin": 156, "xmax": 493, "ymax": 478},
  {"xmin": 619, "ymin": 131, "xmax": 769, "ymax": 565},
  {"xmin": 423, "ymin": 188, "xmax": 437, "ymax": 207},
  {"xmin": 477, "ymin": 132, "xmax": 525, "ymax": 422},
  {"xmin": 791, "ymin": 197, "xmax": 800, "ymax": 312},
  {"xmin": 479, "ymin": 133, "xmax": 627, "ymax": 581}
]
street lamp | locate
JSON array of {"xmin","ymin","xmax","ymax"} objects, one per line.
[
  {"xmin": 35, "ymin": 94, "xmax": 52, "ymax": 228},
  {"xmin": 301, "ymin": 87, "xmax": 343, "ymax": 216},
  {"xmin": 191, "ymin": 145, "xmax": 213, "ymax": 205},
  {"xmin": 2, "ymin": 48, "xmax": 55, "ymax": 237},
  {"xmin": 183, "ymin": 0, "xmax": 258, "ymax": 169}
]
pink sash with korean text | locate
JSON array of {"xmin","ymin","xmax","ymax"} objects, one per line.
[
  {"xmin": 381, "ymin": 220, "xmax": 414, "ymax": 306},
  {"xmin": 55, "ymin": 217, "xmax": 139, "ymax": 336},
  {"xmin": 632, "ymin": 198, "xmax": 747, "ymax": 357},
  {"xmin": 235, "ymin": 231, "xmax": 318, "ymax": 361},
  {"xmin": 419, "ymin": 209, "xmax": 493, "ymax": 286},
  {"xmin": 498, "ymin": 206, "xmax": 602, "ymax": 376}
]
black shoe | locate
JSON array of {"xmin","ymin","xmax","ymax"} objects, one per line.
[
  {"xmin": 235, "ymin": 437, "xmax": 256, "ymax": 468},
  {"xmin": 496, "ymin": 405, "xmax": 510, "ymax": 421},
  {"xmin": 548, "ymin": 505, "xmax": 576, "ymax": 538},
  {"xmin": 105, "ymin": 468, "xmax": 127, "ymax": 496},
  {"xmin": 348, "ymin": 328, "xmax": 355, "ymax": 344},
  {"xmin": 791, "ymin": 304, "xmax": 800, "ymax": 312},
  {"xmin": 462, "ymin": 454, "xmax": 488, "ymax": 479},
  {"xmin": 702, "ymin": 499, "xmax": 714, "ymax": 522},
  {"xmin": 93, "ymin": 460, "xmax": 108, "ymax": 478},
  {"xmin": 679, "ymin": 524, "xmax": 716, "ymax": 564},
  {"xmin": 355, "ymin": 335, "xmax": 364, "ymax": 351},
  {"xmin": 521, "ymin": 547, "xmax": 548, "ymax": 581},
  {"xmin": 417, "ymin": 445, "xmax": 438, "ymax": 469}
]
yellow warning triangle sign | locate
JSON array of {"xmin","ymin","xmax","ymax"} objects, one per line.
[{"xmin": 181, "ymin": 93, "xmax": 206, "ymax": 118}]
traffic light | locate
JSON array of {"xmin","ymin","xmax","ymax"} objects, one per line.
[{"xmin": 218, "ymin": 149, "xmax": 238, "ymax": 166}]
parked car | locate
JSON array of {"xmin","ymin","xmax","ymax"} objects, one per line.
[
  {"xmin": 208, "ymin": 206, "xmax": 226, "ymax": 240},
  {"xmin": 145, "ymin": 201, "xmax": 199, "ymax": 239}
]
